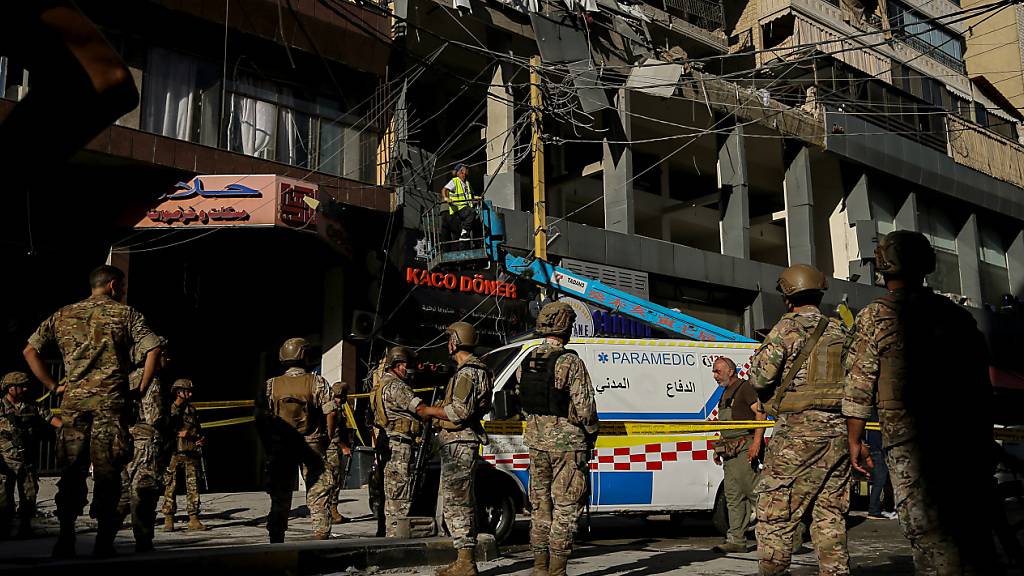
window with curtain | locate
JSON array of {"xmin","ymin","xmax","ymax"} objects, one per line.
[
  {"xmin": 980, "ymin": 222, "xmax": 1011, "ymax": 306},
  {"xmin": 141, "ymin": 47, "xmax": 220, "ymax": 143}
]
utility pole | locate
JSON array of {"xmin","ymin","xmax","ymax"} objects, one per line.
[{"xmin": 530, "ymin": 55, "xmax": 548, "ymax": 261}]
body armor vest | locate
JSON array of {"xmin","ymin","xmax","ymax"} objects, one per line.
[
  {"xmin": 519, "ymin": 348, "xmax": 574, "ymax": 417},
  {"xmin": 718, "ymin": 384, "xmax": 751, "ymax": 440},
  {"xmin": 765, "ymin": 317, "xmax": 846, "ymax": 416},
  {"xmin": 270, "ymin": 373, "xmax": 317, "ymax": 436},
  {"xmin": 370, "ymin": 375, "xmax": 422, "ymax": 437},
  {"xmin": 436, "ymin": 359, "xmax": 492, "ymax": 431},
  {"xmin": 874, "ymin": 294, "xmax": 907, "ymax": 410}
]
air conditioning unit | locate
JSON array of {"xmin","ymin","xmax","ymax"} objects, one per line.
[{"xmin": 350, "ymin": 310, "xmax": 378, "ymax": 340}]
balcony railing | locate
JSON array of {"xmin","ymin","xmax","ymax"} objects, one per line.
[
  {"xmin": 892, "ymin": 31, "xmax": 966, "ymax": 74},
  {"xmin": 662, "ymin": 0, "xmax": 724, "ymax": 32},
  {"xmin": 947, "ymin": 114, "xmax": 1024, "ymax": 189}
]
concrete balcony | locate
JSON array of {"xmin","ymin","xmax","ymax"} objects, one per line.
[{"xmin": 947, "ymin": 114, "xmax": 1024, "ymax": 190}]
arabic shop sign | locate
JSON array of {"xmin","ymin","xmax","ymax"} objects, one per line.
[
  {"xmin": 136, "ymin": 175, "xmax": 319, "ymax": 230},
  {"xmin": 405, "ymin": 267, "xmax": 520, "ymax": 299}
]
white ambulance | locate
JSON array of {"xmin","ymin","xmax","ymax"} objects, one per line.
[{"xmin": 477, "ymin": 337, "xmax": 760, "ymax": 542}]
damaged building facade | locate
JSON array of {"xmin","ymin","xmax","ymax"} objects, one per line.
[{"xmin": 385, "ymin": 0, "xmax": 1024, "ymax": 361}]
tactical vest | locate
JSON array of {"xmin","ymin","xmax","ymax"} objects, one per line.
[
  {"xmin": 765, "ymin": 317, "xmax": 846, "ymax": 416},
  {"xmin": 718, "ymin": 384, "xmax": 751, "ymax": 441},
  {"xmin": 874, "ymin": 294, "xmax": 907, "ymax": 410},
  {"xmin": 270, "ymin": 373, "xmax": 317, "ymax": 436},
  {"xmin": 519, "ymin": 348, "xmax": 574, "ymax": 417},
  {"xmin": 436, "ymin": 359, "xmax": 493, "ymax": 432},
  {"xmin": 370, "ymin": 375, "xmax": 422, "ymax": 437},
  {"xmin": 447, "ymin": 178, "xmax": 473, "ymax": 214}
]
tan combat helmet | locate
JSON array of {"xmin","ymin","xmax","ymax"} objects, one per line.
[
  {"xmin": 535, "ymin": 301, "xmax": 576, "ymax": 337},
  {"xmin": 875, "ymin": 230, "xmax": 936, "ymax": 278},
  {"xmin": 1, "ymin": 371, "xmax": 30, "ymax": 390},
  {"xmin": 171, "ymin": 378, "xmax": 193, "ymax": 391},
  {"xmin": 279, "ymin": 337, "xmax": 309, "ymax": 364},
  {"xmin": 385, "ymin": 346, "xmax": 414, "ymax": 369},
  {"xmin": 331, "ymin": 381, "xmax": 348, "ymax": 402},
  {"xmin": 776, "ymin": 264, "xmax": 828, "ymax": 296},
  {"xmin": 446, "ymin": 321, "xmax": 479, "ymax": 350}
]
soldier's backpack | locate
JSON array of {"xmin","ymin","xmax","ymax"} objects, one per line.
[{"xmin": 764, "ymin": 317, "xmax": 847, "ymax": 416}]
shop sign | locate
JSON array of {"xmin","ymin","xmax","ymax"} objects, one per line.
[{"xmin": 405, "ymin": 267, "xmax": 520, "ymax": 299}]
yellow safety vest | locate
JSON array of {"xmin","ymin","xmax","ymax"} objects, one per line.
[{"xmin": 448, "ymin": 178, "xmax": 473, "ymax": 214}]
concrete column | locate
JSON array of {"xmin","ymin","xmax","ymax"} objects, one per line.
[
  {"xmin": 660, "ymin": 166, "xmax": 671, "ymax": 241},
  {"xmin": 1008, "ymin": 229, "xmax": 1024, "ymax": 297},
  {"xmin": 321, "ymin": 266, "xmax": 346, "ymax": 385},
  {"xmin": 956, "ymin": 213, "xmax": 983, "ymax": 306},
  {"xmin": 895, "ymin": 192, "xmax": 919, "ymax": 231},
  {"xmin": 718, "ymin": 124, "xmax": 750, "ymax": 259},
  {"xmin": 603, "ymin": 89, "xmax": 634, "ymax": 234},
  {"xmin": 485, "ymin": 65, "xmax": 522, "ymax": 210},
  {"xmin": 783, "ymin": 144, "xmax": 815, "ymax": 266},
  {"xmin": 845, "ymin": 171, "xmax": 875, "ymax": 284}
]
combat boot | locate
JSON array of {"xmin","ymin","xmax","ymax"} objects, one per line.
[
  {"xmin": 93, "ymin": 518, "xmax": 118, "ymax": 558},
  {"xmin": 436, "ymin": 547, "xmax": 477, "ymax": 576},
  {"xmin": 269, "ymin": 531, "xmax": 285, "ymax": 544},
  {"xmin": 312, "ymin": 532, "xmax": 330, "ymax": 540},
  {"xmin": 163, "ymin": 514, "xmax": 175, "ymax": 532},
  {"xmin": 330, "ymin": 506, "xmax": 348, "ymax": 524},
  {"xmin": 532, "ymin": 551, "xmax": 550, "ymax": 575},
  {"xmin": 549, "ymin": 554, "xmax": 568, "ymax": 576},
  {"xmin": 187, "ymin": 514, "xmax": 208, "ymax": 531},
  {"xmin": 16, "ymin": 517, "xmax": 33, "ymax": 539},
  {"xmin": 52, "ymin": 520, "xmax": 76, "ymax": 558}
]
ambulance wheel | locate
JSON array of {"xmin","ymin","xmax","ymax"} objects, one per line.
[
  {"xmin": 477, "ymin": 490, "xmax": 516, "ymax": 544},
  {"xmin": 712, "ymin": 485, "xmax": 729, "ymax": 536}
]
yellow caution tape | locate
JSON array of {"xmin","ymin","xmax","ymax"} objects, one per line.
[
  {"xmin": 202, "ymin": 415, "xmax": 255, "ymax": 429},
  {"xmin": 344, "ymin": 402, "xmax": 366, "ymax": 446},
  {"xmin": 349, "ymin": 386, "xmax": 436, "ymax": 400},
  {"xmin": 194, "ymin": 400, "xmax": 255, "ymax": 410},
  {"xmin": 486, "ymin": 419, "xmax": 882, "ymax": 436}
]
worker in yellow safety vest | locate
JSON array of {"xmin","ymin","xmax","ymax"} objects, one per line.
[{"xmin": 440, "ymin": 163, "xmax": 479, "ymax": 243}]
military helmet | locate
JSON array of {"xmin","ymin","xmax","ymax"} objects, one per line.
[
  {"xmin": 171, "ymin": 378, "xmax": 193, "ymax": 391},
  {"xmin": 1, "ymin": 371, "xmax": 30, "ymax": 390},
  {"xmin": 279, "ymin": 337, "xmax": 309, "ymax": 363},
  {"xmin": 331, "ymin": 381, "xmax": 348, "ymax": 400},
  {"xmin": 536, "ymin": 301, "xmax": 576, "ymax": 337},
  {"xmin": 875, "ymin": 230, "xmax": 935, "ymax": 278},
  {"xmin": 446, "ymin": 321, "xmax": 478, "ymax": 349},
  {"xmin": 776, "ymin": 264, "xmax": 828, "ymax": 296},
  {"xmin": 385, "ymin": 346, "xmax": 414, "ymax": 369}
]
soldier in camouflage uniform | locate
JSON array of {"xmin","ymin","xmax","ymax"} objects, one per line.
[
  {"xmin": 162, "ymin": 379, "xmax": 208, "ymax": 532},
  {"xmin": 418, "ymin": 322, "xmax": 494, "ymax": 576},
  {"xmin": 0, "ymin": 372, "xmax": 60, "ymax": 539},
  {"xmin": 515, "ymin": 301, "xmax": 599, "ymax": 576},
  {"xmin": 255, "ymin": 337, "xmax": 336, "ymax": 542},
  {"xmin": 118, "ymin": 340, "xmax": 170, "ymax": 551},
  {"xmin": 23, "ymin": 265, "xmax": 162, "ymax": 558},
  {"xmin": 370, "ymin": 346, "xmax": 426, "ymax": 538},
  {"xmin": 325, "ymin": 381, "xmax": 351, "ymax": 525},
  {"xmin": 749, "ymin": 264, "xmax": 851, "ymax": 576},
  {"xmin": 845, "ymin": 231, "xmax": 994, "ymax": 574}
]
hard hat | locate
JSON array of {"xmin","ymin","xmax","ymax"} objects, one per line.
[
  {"xmin": 536, "ymin": 301, "xmax": 576, "ymax": 337},
  {"xmin": 1, "ymin": 372, "xmax": 30, "ymax": 390},
  {"xmin": 386, "ymin": 346, "xmax": 414, "ymax": 369},
  {"xmin": 279, "ymin": 338, "xmax": 309, "ymax": 363},
  {"xmin": 446, "ymin": 322, "xmax": 478, "ymax": 349},
  {"xmin": 875, "ymin": 230, "xmax": 936, "ymax": 278},
  {"xmin": 171, "ymin": 379, "xmax": 193, "ymax": 391},
  {"xmin": 776, "ymin": 264, "xmax": 828, "ymax": 296}
]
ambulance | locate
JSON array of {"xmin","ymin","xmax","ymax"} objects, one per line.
[{"xmin": 477, "ymin": 336, "xmax": 760, "ymax": 542}]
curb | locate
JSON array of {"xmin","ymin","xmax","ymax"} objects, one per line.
[{"xmin": 1, "ymin": 533, "xmax": 500, "ymax": 575}]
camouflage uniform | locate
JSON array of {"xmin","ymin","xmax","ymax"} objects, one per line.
[
  {"xmin": 162, "ymin": 400, "xmax": 203, "ymax": 517},
  {"xmin": 750, "ymin": 309, "xmax": 851, "ymax": 576},
  {"xmin": 119, "ymin": 348, "xmax": 168, "ymax": 547},
  {"xmin": 378, "ymin": 371, "xmax": 423, "ymax": 537},
  {"xmin": 258, "ymin": 367, "xmax": 335, "ymax": 539},
  {"xmin": 519, "ymin": 340, "xmax": 599, "ymax": 559},
  {"xmin": 437, "ymin": 354, "xmax": 493, "ymax": 550},
  {"xmin": 325, "ymin": 413, "xmax": 351, "ymax": 517},
  {"xmin": 844, "ymin": 288, "xmax": 994, "ymax": 575},
  {"xmin": 0, "ymin": 394, "xmax": 55, "ymax": 536},
  {"xmin": 27, "ymin": 294, "xmax": 161, "ymax": 532}
]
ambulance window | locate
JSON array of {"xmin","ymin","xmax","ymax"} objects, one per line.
[{"xmin": 482, "ymin": 347, "xmax": 521, "ymax": 376}]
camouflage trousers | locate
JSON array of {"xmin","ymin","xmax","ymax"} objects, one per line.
[
  {"xmin": 441, "ymin": 442, "xmax": 478, "ymax": 550},
  {"xmin": 0, "ymin": 460, "xmax": 38, "ymax": 531},
  {"xmin": 162, "ymin": 452, "xmax": 201, "ymax": 516},
  {"xmin": 55, "ymin": 408, "xmax": 130, "ymax": 524},
  {"xmin": 383, "ymin": 437, "xmax": 413, "ymax": 537},
  {"xmin": 265, "ymin": 439, "xmax": 332, "ymax": 537},
  {"xmin": 529, "ymin": 449, "xmax": 590, "ymax": 557},
  {"xmin": 886, "ymin": 442, "xmax": 992, "ymax": 575},
  {"xmin": 118, "ymin": 429, "xmax": 165, "ymax": 544},
  {"xmin": 755, "ymin": 433, "xmax": 850, "ymax": 576},
  {"xmin": 325, "ymin": 443, "xmax": 347, "ymax": 510}
]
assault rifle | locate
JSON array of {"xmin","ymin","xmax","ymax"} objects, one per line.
[{"xmin": 409, "ymin": 383, "xmax": 442, "ymax": 506}]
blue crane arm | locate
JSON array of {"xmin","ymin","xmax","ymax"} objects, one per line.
[{"xmin": 502, "ymin": 252, "xmax": 755, "ymax": 343}]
